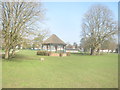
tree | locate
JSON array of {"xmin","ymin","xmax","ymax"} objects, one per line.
[
  {"xmin": 66, "ymin": 42, "xmax": 73, "ymax": 49},
  {"xmin": 73, "ymin": 42, "xmax": 78, "ymax": 49},
  {"xmin": 2, "ymin": 2, "xmax": 45, "ymax": 59},
  {"xmin": 80, "ymin": 38, "xmax": 90, "ymax": 52},
  {"xmin": 21, "ymin": 38, "xmax": 32, "ymax": 49},
  {"xmin": 101, "ymin": 37, "xmax": 117, "ymax": 53},
  {"xmin": 32, "ymin": 29, "xmax": 50, "ymax": 49},
  {"xmin": 81, "ymin": 5, "xmax": 117, "ymax": 55}
]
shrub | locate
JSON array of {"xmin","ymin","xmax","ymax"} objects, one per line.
[
  {"xmin": 37, "ymin": 51, "xmax": 46, "ymax": 56},
  {"xmin": 2, "ymin": 54, "xmax": 5, "ymax": 59},
  {"xmin": 37, "ymin": 51, "xmax": 51, "ymax": 56},
  {"xmin": 66, "ymin": 52, "xmax": 70, "ymax": 56},
  {"xmin": 45, "ymin": 52, "xmax": 51, "ymax": 56},
  {"xmin": 59, "ymin": 53, "xmax": 63, "ymax": 57}
]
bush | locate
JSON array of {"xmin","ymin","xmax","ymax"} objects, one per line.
[
  {"xmin": 2, "ymin": 54, "xmax": 5, "ymax": 59},
  {"xmin": 37, "ymin": 51, "xmax": 46, "ymax": 56},
  {"xmin": 45, "ymin": 52, "xmax": 51, "ymax": 56},
  {"xmin": 59, "ymin": 53, "xmax": 63, "ymax": 57},
  {"xmin": 66, "ymin": 52, "xmax": 70, "ymax": 56},
  {"xmin": 37, "ymin": 51, "xmax": 51, "ymax": 56}
]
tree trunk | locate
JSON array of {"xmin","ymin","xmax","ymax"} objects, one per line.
[
  {"xmin": 11, "ymin": 48, "xmax": 16, "ymax": 58},
  {"xmin": 97, "ymin": 48, "xmax": 100, "ymax": 55},
  {"xmin": 107, "ymin": 49, "xmax": 109, "ymax": 53},
  {"xmin": 111, "ymin": 50, "xmax": 113, "ymax": 53},
  {"xmin": 90, "ymin": 48, "xmax": 96, "ymax": 55},
  {"xmin": 5, "ymin": 48, "xmax": 9, "ymax": 59}
]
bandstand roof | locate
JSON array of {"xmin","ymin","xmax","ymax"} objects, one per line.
[{"xmin": 42, "ymin": 34, "xmax": 66, "ymax": 45}]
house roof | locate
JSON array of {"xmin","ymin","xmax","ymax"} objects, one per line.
[{"xmin": 42, "ymin": 34, "xmax": 66, "ymax": 45}]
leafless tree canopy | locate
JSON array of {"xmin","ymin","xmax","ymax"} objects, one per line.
[
  {"xmin": 81, "ymin": 5, "xmax": 118, "ymax": 55},
  {"xmin": 2, "ymin": 2, "xmax": 45, "ymax": 59}
]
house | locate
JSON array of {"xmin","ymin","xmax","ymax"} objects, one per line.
[{"xmin": 42, "ymin": 34, "xmax": 66, "ymax": 52}]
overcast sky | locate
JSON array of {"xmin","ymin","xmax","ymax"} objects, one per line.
[{"xmin": 41, "ymin": 2, "xmax": 118, "ymax": 44}]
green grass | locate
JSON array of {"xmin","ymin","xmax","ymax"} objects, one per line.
[{"xmin": 2, "ymin": 50, "xmax": 118, "ymax": 88}]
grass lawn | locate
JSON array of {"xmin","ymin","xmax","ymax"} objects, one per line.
[{"xmin": 2, "ymin": 50, "xmax": 118, "ymax": 88}]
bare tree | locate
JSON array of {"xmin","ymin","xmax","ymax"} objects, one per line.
[
  {"xmin": 81, "ymin": 5, "xmax": 117, "ymax": 55},
  {"xmin": 32, "ymin": 29, "xmax": 51, "ymax": 49},
  {"xmin": 80, "ymin": 38, "xmax": 91, "ymax": 52},
  {"xmin": 101, "ymin": 37, "xmax": 117, "ymax": 53},
  {"xmin": 74, "ymin": 42, "xmax": 78, "ymax": 49},
  {"xmin": 2, "ymin": 2, "xmax": 45, "ymax": 59}
]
